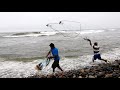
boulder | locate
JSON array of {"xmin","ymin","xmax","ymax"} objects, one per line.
[
  {"xmin": 78, "ymin": 76, "xmax": 82, "ymax": 78},
  {"xmin": 97, "ymin": 71, "xmax": 105, "ymax": 78},
  {"xmin": 115, "ymin": 60, "xmax": 120, "ymax": 65},
  {"xmin": 112, "ymin": 72, "xmax": 119, "ymax": 78},
  {"xmin": 105, "ymin": 74, "xmax": 113, "ymax": 78},
  {"xmin": 88, "ymin": 75, "xmax": 95, "ymax": 78},
  {"xmin": 80, "ymin": 69, "xmax": 85, "ymax": 73},
  {"xmin": 111, "ymin": 62, "xmax": 119, "ymax": 68}
]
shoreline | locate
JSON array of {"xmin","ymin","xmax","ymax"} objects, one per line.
[{"xmin": 28, "ymin": 60, "xmax": 120, "ymax": 78}]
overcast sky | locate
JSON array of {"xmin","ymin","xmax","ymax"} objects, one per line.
[{"xmin": 0, "ymin": 12, "xmax": 120, "ymax": 32}]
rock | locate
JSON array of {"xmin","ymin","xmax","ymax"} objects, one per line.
[
  {"xmin": 84, "ymin": 69, "xmax": 90, "ymax": 73},
  {"xmin": 103, "ymin": 67, "xmax": 113, "ymax": 73},
  {"xmin": 97, "ymin": 71, "xmax": 105, "ymax": 78},
  {"xmin": 46, "ymin": 75, "xmax": 51, "ymax": 78},
  {"xmin": 115, "ymin": 60, "xmax": 120, "ymax": 65},
  {"xmin": 113, "ymin": 70, "xmax": 119, "ymax": 73},
  {"xmin": 96, "ymin": 66, "xmax": 102, "ymax": 72},
  {"xmin": 79, "ymin": 69, "xmax": 87, "ymax": 77},
  {"xmin": 88, "ymin": 75, "xmax": 95, "ymax": 78},
  {"xmin": 112, "ymin": 72, "xmax": 119, "ymax": 78},
  {"xmin": 73, "ymin": 74, "xmax": 76, "ymax": 78},
  {"xmin": 81, "ymin": 73, "xmax": 86, "ymax": 78},
  {"xmin": 88, "ymin": 72, "xmax": 95, "ymax": 76},
  {"xmin": 78, "ymin": 76, "xmax": 82, "ymax": 78},
  {"xmin": 80, "ymin": 69, "xmax": 85, "ymax": 73},
  {"xmin": 105, "ymin": 74, "xmax": 113, "ymax": 78},
  {"xmin": 67, "ymin": 72, "xmax": 74, "ymax": 78},
  {"xmin": 111, "ymin": 62, "xmax": 119, "ymax": 68}
]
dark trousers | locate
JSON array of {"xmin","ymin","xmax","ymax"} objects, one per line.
[{"xmin": 52, "ymin": 60, "xmax": 63, "ymax": 72}]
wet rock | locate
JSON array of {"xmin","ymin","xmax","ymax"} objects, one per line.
[
  {"xmin": 80, "ymin": 69, "xmax": 85, "ymax": 73},
  {"xmin": 79, "ymin": 69, "xmax": 87, "ymax": 77},
  {"xmin": 73, "ymin": 74, "xmax": 76, "ymax": 78},
  {"xmin": 113, "ymin": 70, "xmax": 119, "ymax": 73},
  {"xmin": 95, "ymin": 66, "xmax": 102, "ymax": 72},
  {"xmin": 88, "ymin": 72, "xmax": 95, "ymax": 76},
  {"xmin": 46, "ymin": 75, "xmax": 51, "ymax": 78},
  {"xmin": 84, "ymin": 68, "xmax": 90, "ymax": 73},
  {"xmin": 47, "ymin": 74, "xmax": 56, "ymax": 78},
  {"xmin": 67, "ymin": 72, "xmax": 74, "ymax": 78},
  {"xmin": 80, "ymin": 74, "xmax": 86, "ymax": 78},
  {"xmin": 78, "ymin": 76, "xmax": 82, "ymax": 78},
  {"xmin": 88, "ymin": 75, "xmax": 95, "ymax": 78},
  {"xmin": 111, "ymin": 62, "xmax": 119, "ymax": 68},
  {"xmin": 103, "ymin": 67, "xmax": 113, "ymax": 73},
  {"xmin": 97, "ymin": 71, "xmax": 105, "ymax": 78},
  {"xmin": 112, "ymin": 72, "xmax": 119, "ymax": 78},
  {"xmin": 73, "ymin": 70, "xmax": 80, "ymax": 78},
  {"xmin": 115, "ymin": 60, "xmax": 120, "ymax": 65},
  {"xmin": 105, "ymin": 74, "xmax": 113, "ymax": 78}
]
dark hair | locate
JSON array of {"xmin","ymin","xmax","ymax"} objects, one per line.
[
  {"xmin": 49, "ymin": 43, "xmax": 55, "ymax": 48},
  {"xmin": 94, "ymin": 42, "xmax": 98, "ymax": 46}
]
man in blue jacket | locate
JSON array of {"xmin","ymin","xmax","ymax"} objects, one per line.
[{"xmin": 46, "ymin": 43, "xmax": 63, "ymax": 72}]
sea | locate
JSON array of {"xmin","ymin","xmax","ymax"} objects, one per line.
[{"xmin": 0, "ymin": 28, "xmax": 120, "ymax": 78}]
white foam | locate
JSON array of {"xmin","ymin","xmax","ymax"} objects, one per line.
[
  {"xmin": 102, "ymin": 48, "xmax": 120, "ymax": 61},
  {"xmin": 40, "ymin": 31, "xmax": 57, "ymax": 36},
  {"xmin": 80, "ymin": 30, "xmax": 104, "ymax": 34},
  {"xmin": 107, "ymin": 29, "xmax": 117, "ymax": 31},
  {"xmin": 0, "ymin": 60, "xmax": 38, "ymax": 78}
]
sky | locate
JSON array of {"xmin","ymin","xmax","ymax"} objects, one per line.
[{"xmin": 0, "ymin": 12, "xmax": 120, "ymax": 32}]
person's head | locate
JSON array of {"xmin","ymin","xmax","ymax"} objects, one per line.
[
  {"xmin": 49, "ymin": 43, "xmax": 55, "ymax": 49},
  {"xmin": 94, "ymin": 42, "xmax": 98, "ymax": 46}
]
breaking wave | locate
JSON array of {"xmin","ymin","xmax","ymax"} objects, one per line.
[
  {"xmin": 3, "ymin": 31, "xmax": 57, "ymax": 38},
  {"xmin": 2, "ymin": 29, "xmax": 105, "ymax": 38}
]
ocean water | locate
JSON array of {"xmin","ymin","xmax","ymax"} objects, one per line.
[{"xmin": 0, "ymin": 28, "xmax": 120, "ymax": 78}]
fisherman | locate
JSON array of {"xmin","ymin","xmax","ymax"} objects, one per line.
[
  {"xmin": 84, "ymin": 38, "xmax": 108, "ymax": 63},
  {"xmin": 46, "ymin": 43, "xmax": 63, "ymax": 72}
]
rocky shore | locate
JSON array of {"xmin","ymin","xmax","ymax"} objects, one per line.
[{"xmin": 28, "ymin": 60, "xmax": 120, "ymax": 78}]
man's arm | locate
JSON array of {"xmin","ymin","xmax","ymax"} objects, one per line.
[
  {"xmin": 88, "ymin": 39, "xmax": 92, "ymax": 47},
  {"xmin": 48, "ymin": 55, "xmax": 57, "ymax": 59},
  {"xmin": 46, "ymin": 50, "xmax": 51, "ymax": 58},
  {"xmin": 84, "ymin": 38, "xmax": 92, "ymax": 47},
  {"xmin": 46, "ymin": 50, "xmax": 56, "ymax": 59}
]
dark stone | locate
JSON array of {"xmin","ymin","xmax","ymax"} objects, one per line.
[
  {"xmin": 88, "ymin": 72, "xmax": 95, "ymax": 76},
  {"xmin": 105, "ymin": 74, "xmax": 113, "ymax": 78},
  {"xmin": 88, "ymin": 75, "xmax": 95, "ymax": 78},
  {"xmin": 102, "ymin": 67, "xmax": 113, "ymax": 73},
  {"xmin": 115, "ymin": 60, "xmax": 120, "ymax": 65},
  {"xmin": 97, "ymin": 71, "xmax": 105, "ymax": 78},
  {"xmin": 112, "ymin": 72, "xmax": 119, "ymax": 78},
  {"xmin": 111, "ymin": 62, "xmax": 119, "ymax": 68}
]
